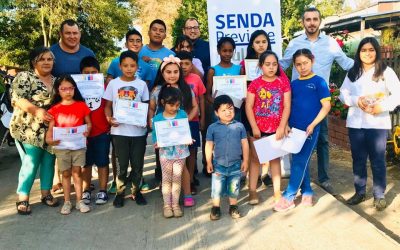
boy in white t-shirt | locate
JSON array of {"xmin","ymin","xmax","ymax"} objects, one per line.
[{"xmin": 103, "ymin": 51, "xmax": 149, "ymax": 207}]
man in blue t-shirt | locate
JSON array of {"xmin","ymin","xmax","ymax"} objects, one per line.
[
  {"xmin": 106, "ymin": 29, "xmax": 152, "ymax": 87},
  {"xmin": 138, "ymin": 19, "xmax": 175, "ymax": 89},
  {"xmin": 50, "ymin": 19, "xmax": 95, "ymax": 77}
]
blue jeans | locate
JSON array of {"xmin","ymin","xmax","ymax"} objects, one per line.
[
  {"xmin": 316, "ymin": 117, "xmax": 329, "ymax": 183},
  {"xmin": 283, "ymin": 128, "xmax": 320, "ymax": 201},
  {"xmin": 211, "ymin": 161, "xmax": 241, "ymax": 199},
  {"xmin": 348, "ymin": 128, "xmax": 387, "ymax": 199}
]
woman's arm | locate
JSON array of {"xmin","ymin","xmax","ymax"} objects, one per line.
[
  {"xmin": 245, "ymin": 92, "xmax": 261, "ymax": 138},
  {"xmin": 275, "ymin": 91, "xmax": 291, "ymax": 140},
  {"xmin": 206, "ymin": 68, "xmax": 215, "ymax": 104},
  {"xmin": 306, "ymin": 100, "xmax": 331, "ymax": 136}
]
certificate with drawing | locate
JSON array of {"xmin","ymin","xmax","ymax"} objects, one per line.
[
  {"xmin": 212, "ymin": 75, "xmax": 247, "ymax": 108},
  {"xmin": 114, "ymin": 100, "xmax": 148, "ymax": 127},
  {"xmin": 245, "ymin": 59, "xmax": 262, "ymax": 81},
  {"xmin": 53, "ymin": 125, "xmax": 87, "ymax": 150},
  {"xmin": 253, "ymin": 128, "xmax": 308, "ymax": 163},
  {"xmin": 72, "ymin": 73, "xmax": 104, "ymax": 111},
  {"xmin": 154, "ymin": 118, "xmax": 192, "ymax": 147}
]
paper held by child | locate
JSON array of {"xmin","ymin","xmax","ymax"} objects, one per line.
[
  {"xmin": 213, "ymin": 90, "xmax": 243, "ymax": 108},
  {"xmin": 253, "ymin": 128, "xmax": 308, "ymax": 163}
]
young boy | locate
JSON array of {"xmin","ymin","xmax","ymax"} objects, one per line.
[
  {"xmin": 79, "ymin": 56, "xmax": 111, "ymax": 205},
  {"xmin": 103, "ymin": 51, "xmax": 149, "ymax": 207},
  {"xmin": 205, "ymin": 95, "xmax": 249, "ymax": 220},
  {"xmin": 176, "ymin": 51, "xmax": 206, "ymax": 193},
  {"xmin": 105, "ymin": 28, "xmax": 152, "ymax": 193}
]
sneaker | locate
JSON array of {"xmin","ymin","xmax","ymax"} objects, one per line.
[
  {"xmin": 135, "ymin": 192, "xmax": 147, "ymax": 206},
  {"xmin": 273, "ymin": 197, "xmax": 295, "ymax": 212},
  {"xmin": 373, "ymin": 198, "xmax": 387, "ymax": 211},
  {"xmin": 301, "ymin": 195, "xmax": 313, "ymax": 207},
  {"xmin": 229, "ymin": 205, "xmax": 241, "ymax": 219},
  {"xmin": 76, "ymin": 200, "xmax": 90, "ymax": 213},
  {"xmin": 113, "ymin": 194, "xmax": 124, "ymax": 208},
  {"xmin": 60, "ymin": 201, "xmax": 72, "ymax": 215},
  {"xmin": 248, "ymin": 191, "xmax": 259, "ymax": 205},
  {"xmin": 163, "ymin": 205, "xmax": 173, "ymax": 218},
  {"xmin": 95, "ymin": 191, "xmax": 108, "ymax": 205},
  {"xmin": 140, "ymin": 182, "xmax": 150, "ymax": 192},
  {"xmin": 210, "ymin": 206, "xmax": 221, "ymax": 220},
  {"xmin": 82, "ymin": 190, "xmax": 91, "ymax": 205},
  {"xmin": 320, "ymin": 181, "xmax": 337, "ymax": 195},
  {"xmin": 190, "ymin": 183, "xmax": 197, "ymax": 195},
  {"xmin": 346, "ymin": 193, "xmax": 366, "ymax": 205},
  {"xmin": 262, "ymin": 175, "xmax": 273, "ymax": 187},
  {"xmin": 107, "ymin": 181, "xmax": 116, "ymax": 194},
  {"xmin": 183, "ymin": 196, "xmax": 195, "ymax": 207},
  {"xmin": 172, "ymin": 205, "xmax": 183, "ymax": 217}
]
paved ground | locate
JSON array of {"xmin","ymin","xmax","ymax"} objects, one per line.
[{"xmin": 0, "ymin": 140, "xmax": 400, "ymax": 249}]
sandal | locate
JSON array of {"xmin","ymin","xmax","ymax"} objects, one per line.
[
  {"xmin": 41, "ymin": 194, "xmax": 60, "ymax": 207},
  {"xmin": 16, "ymin": 200, "xmax": 31, "ymax": 215}
]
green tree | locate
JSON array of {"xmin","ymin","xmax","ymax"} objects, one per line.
[{"xmin": 0, "ymin": 0, "xmax": 135, "ymax": 67}]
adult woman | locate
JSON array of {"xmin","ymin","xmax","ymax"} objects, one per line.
[
  {"xmin": 11, "ymin": 46, "xmax": 59, "ymax": 215},
  {"xmin": 339, "ymin": 37, "xmax": 400, "ymax": 211}
]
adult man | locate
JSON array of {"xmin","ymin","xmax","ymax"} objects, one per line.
[
  {"xmin": 138, "ymin": 19, "xmax": 175, "ymax": 89},
  {"xmin": 182, "ymin": 18, "xmax": 210, "ymax": 76},
  {"xmin": 280, "ymin": 7, "xmax": 354, "ymax": 194},
  {"xmin": 50, "ymin": 19, "xmax": 95, "ymax": 77}
]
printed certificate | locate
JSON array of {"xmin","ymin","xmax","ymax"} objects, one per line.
[
  {"xmin": 71, "ymin": 73, "xmax": 104, "ymax": 111},
  {"xmin": 154, "ymin": 118, "xmax": 192, "ymax": 147},
  {"xmin": 114, "ymin": 100, "xmax": 148, "ymax": 127},
  {"xmin": 53, "ymin": 125, "xmax": 87, "ymax": 150},
  {"xmin": 244, "ymin": 59, "xmax": 262, "ymax": 81},
  {"xmin": 212, "ymin": 75, "xmax": 247, "ymax": 108}
]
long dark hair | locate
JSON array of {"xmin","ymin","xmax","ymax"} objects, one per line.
[
  {"xmin": 348, "ymin": 37, "xmax": 386, "ymax": 82},
  {"xmin": 51, "ymin": 75, "xmax": 85, "ymax": 106},
  {"xmin": 174, "ymin": 35, "xmax": 193, "ymax": 51},
  {"xmin": 258, "ymin": 50, "xmax": 281, "ymax": 77},
  {"xmin": 246, "ymin": 30, "xmax": 272, "ymax": 59},
  {"xmin": 157, "ymin": 84, "xmax": 183, "ymax": 108},
  {"xmin": 152, "ymin": 61, "xmax": 192, "ymax": 113}
]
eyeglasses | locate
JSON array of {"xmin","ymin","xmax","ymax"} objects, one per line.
[
  {"xmin": 184, "ymin": 26, "xmax": 199, "ymax": 31},
  {"xmin": 59, "ymin": 87, "xmax": 75, "ymax": 92}
]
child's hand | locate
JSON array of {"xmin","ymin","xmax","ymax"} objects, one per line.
[
  {"xmin": 251, "ymin": 127, "xmax": 261, "ymax": 138},
  {"xmin": 207, "ymin": 163, "xmax": 213, "ymax": 173},
  {"xmin": 275, "ymin": 125, "xmax": 286, "ymax": 140},
  {"xmin": 241, "ymin": 161, "xmax": 248, "ymax": 172},
  {"xmin": 285, "ymin": 125, "xmax": 291, "ymax": 136},
  {"xmin": 108, "ymin": 117, "xmax": 119, "ymax": 127},
  {"xmin": 83, "ymin": 131, "xmax": 89, "ymax": 137},
  {"xmin": 306, "ymin": 124, "xmax": 315, "ymax": 136},
  {"xmin": 154, "ymin": 143, "xmax": 159, "ymax": 149},
  {"xmin": 46, "ymin": 138, "xmax": 60, "ymax": 146},
  {"xmin": 357, "ymin": 96, "xmax": 368, "ymax": 111}
]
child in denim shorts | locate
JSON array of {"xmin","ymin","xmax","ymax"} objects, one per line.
[{"xmin": 205, "ymin": 95, "xmax": 249, "ymax": 220}]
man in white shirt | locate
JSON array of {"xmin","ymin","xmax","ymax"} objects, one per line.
[{"xmin": 281, "ymin": 7, "xmax": 354, "ymax": 194}]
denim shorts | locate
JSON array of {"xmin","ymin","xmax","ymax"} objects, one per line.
[
  {"xmin": 211, "ymin": 160, "xmax": 241, "ymax": 199},
  {"xmin": 85, "ymin": 132, "xmax": 111, "ymax": 167},
  {"xmin": 189, "ymin": 121, "xmax": 200, "ymax": 149}
]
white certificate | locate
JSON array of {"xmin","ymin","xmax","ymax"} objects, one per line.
[
  {"xmin": 71, "ymin": 73, "xmax": 104, "ymax": 111},
  {"xmin": 154, "ymin": 118, "xmax": 192, "ymax": 147},
  {"xmin": 53, "ymin": 125, "xmax": 87, "ymax": 150},
  {"xmin": 212, "ymin": 75, "xmax": 247, "ymax": 108},
  {"xmin": 253, "ymin": 128, "xmax": 308, "ymax": 163},
  {"xmin": 114, "ymin": 100, "xmax": 148, "ymax": 127},
  {"xmin": 245, "ymin": 59, "xmax": 262, "ymax": 81}
]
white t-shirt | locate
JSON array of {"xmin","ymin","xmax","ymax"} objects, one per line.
[{"xmin": 103, "ymin": 77, "xmax": 149, "ymax": 136}]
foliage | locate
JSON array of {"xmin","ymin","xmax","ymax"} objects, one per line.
[
  {"xmin": 329, "ymin": 83, "xmax": 348, "ymax": 120},
  {"xmin": 171, "ymin": 0, "xmax": 208, "ymax": 44},
  {"xmin": 0, "ymin": 0, "xmax": 135, "ymax": 67}
]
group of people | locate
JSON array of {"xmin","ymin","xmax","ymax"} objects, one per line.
[{"xmin": 9, "ymin": 7, "xmax": 400, "ymax": 219}]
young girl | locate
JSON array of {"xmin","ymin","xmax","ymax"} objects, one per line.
[
  {"xmin": 245, "ymin": 51, "xmax": 291, "ymax": 205},
  {"xmin": 339, "ymin": 37, "xmax": 400, "ymax": 211},
  {"xmin": 274, "ymin": 49, "xmax": 331, "ymax": 212},
  {"xmin": 148, "ymin": 55, "xmax": 198, "ymax": 207},
  {"xmin": 174, "ymin": 35, "xmax": 204, "ymax": 77},
  {"xmin": 46, "ymin": 75, "xmax": 92, "ymax": 215},
  {"xmin": 152, "ymin": 86, "xmax": 190, "ymax": 218}
]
